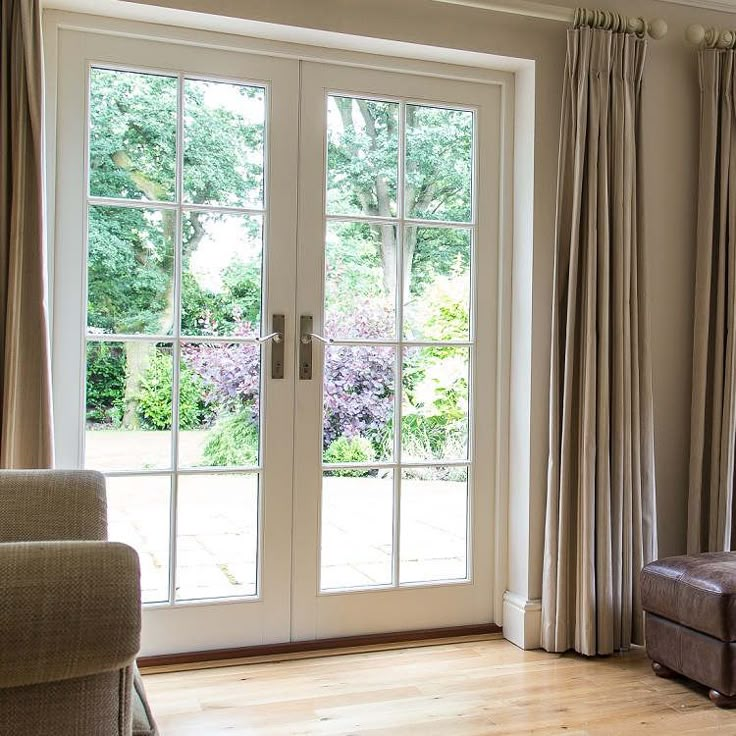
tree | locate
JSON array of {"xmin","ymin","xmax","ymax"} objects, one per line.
[
  {"xmin": 326, "ymin": 98, "xmax": 473, "ymax": 299},
  {"xmin": 88, "ymin": 69, "xmax": 265, "ymax": 426}
]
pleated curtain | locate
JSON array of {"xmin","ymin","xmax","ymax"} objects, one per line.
[
  {"xmin": 542, "ymin": 27, "xmax": 658, "ymax": 656},
  {"xmin": 0, "ymin": 0, "xmax": 53, "ymax": 468},
  {"xmin": 688, "ymin": 50, "xmax": 736, "ymax": 553}
]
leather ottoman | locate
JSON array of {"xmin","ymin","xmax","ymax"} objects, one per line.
[{"xmin": 641, "ymin": 552, "xmax": 736, "ymax": 707}]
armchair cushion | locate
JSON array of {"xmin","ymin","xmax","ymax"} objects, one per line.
[
  {"xmin": 0, "ymin": 469, "xmax": 107, "ymax": 542},
  {"xmin": 0, "ymin": 540, "xmax": 141, "ymax": 688}
]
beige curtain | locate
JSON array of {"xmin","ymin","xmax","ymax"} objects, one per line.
[
  {"xmin": 688, "ymin": 50, "xmax": 736, "ymax": 553},
  {"xmin": 541, "ymin": 27, "xmax": 658, "ymax": 656},
  {"xmin": 0, "ymin": 0, "xmax": 53, "ymax": 468}
]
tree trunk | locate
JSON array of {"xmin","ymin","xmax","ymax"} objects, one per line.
[{"xmin": 122, "ymin": 340, "xmax": 152, "ymax": 428}]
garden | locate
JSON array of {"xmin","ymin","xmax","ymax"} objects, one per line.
[{"xmin": 85, "ymin": 70, "xmax": 475, "ymax": 475}]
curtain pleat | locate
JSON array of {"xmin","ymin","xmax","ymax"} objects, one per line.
[
  {"xmin": 0, "ymin": 0, "xmax": 53, "ymax": 468},
  {"xmin": 542, "ymin": 28, "xmax": 657, "ymax": 656},
  {"xmin": 688, "ymin": 50, "xmax": 736, "ymax": 553}
]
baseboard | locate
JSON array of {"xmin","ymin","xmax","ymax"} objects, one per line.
[
  {"xmin": 138, "ymin": 622, "xmax": 502, "ymax": 670},
  {"xmin": 503, "ymin": 591, "xmax": 542, "ymax": 650}
]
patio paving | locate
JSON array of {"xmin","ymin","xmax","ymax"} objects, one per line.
[{"xmin": 97, "ymin": 431, "xmax": 468, "ymax": 603}]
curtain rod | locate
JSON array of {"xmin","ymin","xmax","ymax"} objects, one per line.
[
  {"xmin": 432, "ymin": 2, "xmax": 668, "ymax": 39},
  {"xmin": 686, "ymin": 24, "xmax": 736, "ymax": 49}
]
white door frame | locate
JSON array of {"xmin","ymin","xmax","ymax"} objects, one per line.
[{"xmin": 43, "ymin": 11, "xmax": 514, "ymax": 653}]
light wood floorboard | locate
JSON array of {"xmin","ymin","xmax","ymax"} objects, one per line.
[{"xmin": 142, "ymin": 638, "xmax": 736, "ymax": 734}]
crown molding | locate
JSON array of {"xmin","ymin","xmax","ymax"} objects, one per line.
[
  {"xmin": 433, "ymin": 0, "xmax": 736, "ymax": 16},
  {"xmin": 635, "ymin": 0, "xmax": 736, "ymax": 13}
]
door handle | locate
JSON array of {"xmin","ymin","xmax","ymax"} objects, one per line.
[
  {"xmin": 300, "ymin": 315, "xmax": 327, "ymax": 380},
  {"xmin": 263, "ymin": 314, "xmax": 285, "ymax": 379},
  {"xmin": 300, "ymin": 332, "xmax": 334, "ymax": 345}
]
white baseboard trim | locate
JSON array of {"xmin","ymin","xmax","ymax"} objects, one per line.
[{"xmin": 502, "ymin": 591, "xmax": 542, "ymax": 650}]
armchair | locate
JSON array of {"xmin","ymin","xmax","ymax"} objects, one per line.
[{"xmin": 0, "ymin": 470, "xmax": 157, "ymax": 735}]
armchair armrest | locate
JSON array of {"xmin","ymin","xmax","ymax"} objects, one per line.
[{"xmin": 0, "ymin": 541, "xmax": 141, "ymax": 688}]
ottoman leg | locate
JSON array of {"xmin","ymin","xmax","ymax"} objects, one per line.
[
  {"xmin": 709, "ymin": 690, "xmax": 736, "ymax": 708},
  {"xmin": 651, "ymin": 662, "xmax": 677, "ymax": 679}
]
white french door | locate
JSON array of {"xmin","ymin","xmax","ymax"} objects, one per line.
[
  {"xmin": 53, "ymin": 29, "xmax": 299, "ymax": 655},
  {"xmin": 292, "ymin": 63, "xmax": 500, "ymax": 639},
  {"xmin": 50, "ymin": 24, "xmax": 503, "ymax": 656}
]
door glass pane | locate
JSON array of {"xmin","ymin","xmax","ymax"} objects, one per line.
[
  {"xmin": 402, "ymin": 347, "xmax": 469, "ymax": 463},
  {"xmin": 403, "ymin": 226, "xmax": 471, "ymax": 341},
  {"xmin": 400, "ymin": 467, "xmax": 468, "ymax": 584},
  {"xmin": 179, "ymin": 343, "xmax": 261, "ymax": 468},
  {"xmin": 106, "ymin": 475, "xmax": 171, "ymax": 604},
  {"xmin": 321, "ymin": 470, "xmax": 393, "ymax": 590},
  {"xmin": 184, "ymin": 79, "xmax": 265, "ymax": 208},
  {"xmin": 324, "ymin": 221, "xmax": 396, "ymax": 340},
  {"xmin": 320, "ymin": 91, "xmax": 476, "ymax": 595},
  {"xmin": 89, "ymin": 68, "xmax": 177, "ymax": 201},
  {"xmin": 181, "ymin": 212, "xmax": 263, "ymax": 338},
  {"xmin": 176, "ymin": 473, "xmax": 259, "ymax": 600},
  {"xmin": 88, "ymin": 206, "xmax": 175, "ymax": 335},
  {"xmin": 326, "ymin": 95, "xmax": 399, "ymax": 217},
  {"xmin": 323, "ymin": 345, "xmax": 395, "ymax": 464},
  {"xmin": 85, "ymin": 341, "xmax": 173, "ymax": 471},
  {"xmin": 405, "ymin": 104, "xmax": 473, "ymax": 222}
]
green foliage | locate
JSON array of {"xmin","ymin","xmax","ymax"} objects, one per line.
[
  {"xmin": 88, "ymin": 70, "xmax": 264, "ymax": 337},
  {"xmin": 408, "ymin": 230, "xmax": 471, "ymax": 299},
  {"xmin": 328, "ymin": 97, "xmax": 398, "ymax": 216},
  {"xmin": 87, "ymin": 206, "xmax": 173, "ymax": 334},
  {"xmin": 87, "ymin": 69, "xmax": 267, "ymax": 423},
  {"xmin": 89, "ymin": 68, "xmax": 177, "ymax": 201},
  {"xmin": 327, "ymin": 97, "xmax": 473, "ymax": 296},
  {"xmin": 401, "ymin": 414, "xmax": 466, "ymax": 465},
  {"xmin": 324, "ymin": 436, "xmax": 376, "ymax": 476},
  {"xmin": 201, "ymin": 408, "xmax": 259, "ymax": 466},
  {"xmin": 86, "ymin": 342, "xmax": 126, "ymax": 425},
  {"xmin": 222, "ymin": 259, "xmax": 262, "ymax": 324},
  {"xmin": 404, "ymin": 105, "xmax": 473, "ymax": 222},
  {"xmin": 183, "ymin": 81, "xmax": 264, "ymax": 207},
  {"xmin": 136, "ymin": 352, "xmax": 206, "ymax": 430},
  {"xmin": 180, "ymin": 258, "xmax": 262, "ymax": 334}
]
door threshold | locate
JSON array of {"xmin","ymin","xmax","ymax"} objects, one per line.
[{"xmin": 138, "ymin": 623, "xmax": 502, "ymax": 674}]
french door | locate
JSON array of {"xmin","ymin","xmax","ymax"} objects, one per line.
[
  {"xmin": 51, "ymin": 26, "xmax": 502, "ymax": 656},
  {"xmin": 292, "ymin": 63, "xmax": 499, "ymax": 639}
]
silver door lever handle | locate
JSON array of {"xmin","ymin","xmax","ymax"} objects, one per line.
[
  {"xmin": 256, "ymin": 331, "xmax": 282, "ymax": 343},
  {"xmin": 301, "ymin": 333, "xmax": 333, "ymax": 345}
]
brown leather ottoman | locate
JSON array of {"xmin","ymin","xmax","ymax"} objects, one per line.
[{"xmin": 641, "ymin": 552, "xmax": 736, "ymax": 707}]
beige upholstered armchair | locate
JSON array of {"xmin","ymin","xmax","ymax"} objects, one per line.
[{"xmin": 0, "ymin": 470, "xmax": 158, "ymax": 735}]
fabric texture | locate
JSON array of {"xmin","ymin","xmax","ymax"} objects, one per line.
[
  {"xmin": 132, "ymin": 665, "xmax": 158, "ymax": 736},
  {"xmin": 0, "ymin": 0, "xmax": 53, "ymax": 468},
  {"xmin": 688, "ymin": 49, "xmax": 736, "ymax": 554},
  {"xmin": 542, "ymin": 27, "xmax": 658, "ymax": 656},
  {"xmin": 0, "ymin": 541, "xmax": 141, "ymax": 688},
  {"xmin": 0, "ymin": 469, "xmax": 107, "ymax": 542},
  {"xmin": 0, "ymin": 470, "xmax": 157, "ymax": 735},
  {"xmin": 0, "ymin": 668, "xmax": 134, "ymax": 736}
]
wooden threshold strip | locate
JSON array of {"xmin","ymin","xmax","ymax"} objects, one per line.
[{"xmin": 138, "ymin": 623, "xmax": 502, "ymax": 673}]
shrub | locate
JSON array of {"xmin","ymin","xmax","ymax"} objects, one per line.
[
  {"xmin": 323, "ymin": 436, "xmax": 376, "ymax": 477},
  {"xmin": 201, "ymin": 408, "xmax": 259, "ymax": 466},
  {"xmin": 322, "ymin": 307, "xmax": 394, "ymax": 453},
  {"xmin": 86, "ymin": 342, "xmax": 126, "ymax": 426},
  {"xmin": 137, "ymin": 351, "xmax": 206, "ymax": 430},
  {"xmin": 182, "ymin": 325, "xmax": 260, "ymax": 417}
]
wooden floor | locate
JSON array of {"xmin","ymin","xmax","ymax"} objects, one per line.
[{"xmin": 142, "ymin": 637, "xmax": 736, "ymax": 735}]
